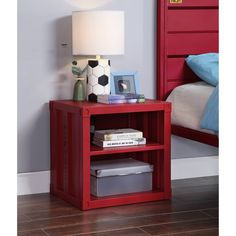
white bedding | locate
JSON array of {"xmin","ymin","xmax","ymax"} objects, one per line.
[{"xmin": 166, "ymin": 82, "xmax": 214, "ymax": 134}]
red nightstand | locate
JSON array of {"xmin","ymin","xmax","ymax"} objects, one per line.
[{"xmin": 49, "ymin": 99, "xmax": 171, "ymax": 210}]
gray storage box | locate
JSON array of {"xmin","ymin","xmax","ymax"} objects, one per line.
[{"xmin": 90, "ymin": 158, "xmax": 153, "ymax": 197}]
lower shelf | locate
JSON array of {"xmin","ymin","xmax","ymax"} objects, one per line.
[
  {"xmin": 51, "ymin": 188, "xmax": 171, "ymax": 210},
  {"xmin": 88, "ymin": 190, "xmax": 171, "ymax": 210}
]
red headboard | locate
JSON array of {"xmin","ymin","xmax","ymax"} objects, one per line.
[{"xmin": 157, "ymin": 0, "xmax": 219, "ymax": 100}]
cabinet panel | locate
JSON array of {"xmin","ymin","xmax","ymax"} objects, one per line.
[{"xmin": 50, "ymin": 100, "xmax": 171, "ymax": 210}]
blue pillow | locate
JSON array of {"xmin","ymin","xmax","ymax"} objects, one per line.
[
  {"xmin": 186, "ymin": 53, "xmax": 219, "ymax": 86},
  {"xmin": 200, "ymin": 85, "xmax": 219, "ymax": 133}
]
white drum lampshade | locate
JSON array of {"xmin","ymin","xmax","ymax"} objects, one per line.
[{"xmin": 72, "ymin": 11, "xmax": 125, "ymax": 102}]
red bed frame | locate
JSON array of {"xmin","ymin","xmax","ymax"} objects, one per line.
[{"xmin": 157, "ymin": 0, "xmax": 219, "ymax": 147}]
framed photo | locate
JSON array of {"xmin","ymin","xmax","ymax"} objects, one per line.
[{"xmin": 110, "ymin": 71, "xmax": 141, "ymax": 95}]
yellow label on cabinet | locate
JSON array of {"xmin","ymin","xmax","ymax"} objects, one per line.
[{"xmin": 170, "ymin": 0, "xmax": 182, "ymax": 4}]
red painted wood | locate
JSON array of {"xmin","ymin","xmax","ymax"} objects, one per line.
[
  {"xmin": 49, "ymin": 102, "xmax": 57, "ymax": 193},
  {"xmin": 72, "ymin": 113, "xmax": 80, "ymax": 198},
  {"xmin": 88, "ymin": 191, "xmax": 166, "ymax": 210},
  {"xmin": 50, "ymin": 100, "xmax": 171, "ymax": 210},
  {"xmin": 157, "ymin": 152, "xmax": 164, "ymax": 191},
  {"xmin": 64, "ymin": 112, "xmax": 69, "ymax": 194},
  {"xmin": 157, "ymin": 0, "xmax": 167, "ymax": 102},
  {"xmin": 78, "ymin": 114, "xmax": 83, "ymax": 208},
  {"xmin": 57, "ymin": 110, "xmax": 64, "ymax": 191},
  {"xmin": 81, "ymin": 114, "xmax": 91, "ymax": 210},
  {"xmin": 164, "ymin": 106, "xmax": 171, "ymax": 198},
  {"xmin": 167, "ymin": 57, "xmax": 199, "ymax": 82},
  {"xmin": 157, "ymin": 0, "xmax": 219, "ymax": 99},
  {"xmin": 67, "ymin": 113, "xmax": 75, "ymax": 196},
  {"xmin": 168, "ymin": 9, "xmax": 218, "ymax": 32},
  {"xmin": 53, "ymin": 100, "xmax": 169, "ymax": 115},
  {"xmin": 167, "ymin": 0, "xmax": 218, "ymax": 8},
  {"xmin": 167, "ymin": 33, "xmax": 218, "ymax": 55},
  {"xmin": 157, "ymin": 0, "xmax": 219, "ymax": 146},
  {"xmin": 172, "ymin": 125, "xmax": 219, "ymax": 147},
  {"xmin": 90, "ymin": 143, "xmax": 164, "ymax": 156}
]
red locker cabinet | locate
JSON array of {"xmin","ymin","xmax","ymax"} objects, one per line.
[{"xmin": 49, "ymin": 99, "xmax": 171, "ymax": 210}]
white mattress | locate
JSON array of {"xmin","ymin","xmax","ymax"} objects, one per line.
[{"xmin": 166, "ymin": 82, "xmax": 214, "ymax": 134}]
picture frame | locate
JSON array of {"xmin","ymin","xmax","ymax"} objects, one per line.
[{"xmin": 110, "ymin": 71, "xmax": 141, "ymax": 95}]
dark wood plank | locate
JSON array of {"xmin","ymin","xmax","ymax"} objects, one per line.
[
  {"xmin": 141, "ymin": 218, "xmax": 218, "ymax": 235},
  {"xmin": 201, "ymin": 208, "xmax": 218, "ymax": 218},
  {"xmin": 18, "ymin": 211, "xmax": 120, "ymax": 232},
  {"xmin": 80, "ymin": 228, "xmax": 149, "ymax": 236},
  {"xmin": 18, "ymin": 213, "xmax": 31, "ymax": 223},
  {"xmin": 43, "ymin": 211, "xmax": 210, "ymax": 236},
  {"xmin": 173, "ymin": 187, "xmax": 218, "ymax": 202},
  {"xmin": 172, "ymin": 177, "xmax": 219, "ymax": 204},
  {"xmin": 18, "ymin": 177, "xmax": 219, "ymax": 236},
  {"xmin": 22, "ymin": 206, "xmax": 82, "ymax": 220},
  {"xmin": 18, "ymin": 229, "xmax": 48, "ymax": 236},
  {"xmin": 172, "ymin": 177, "xmax": 218, "ymax": 188},
  {"xmin": 18, "ymin": 195, "xmax": 75, "ymax": 214},
  {"xmin": 110, "ymin": 200, "xmax": 218, "ymax": 218},
  {"xmin": 18, "ymin": 193, "xmax": 60, "ymax": 205},
  {"xmin": 168, "ymin": 228, "xmax": 218, "ymax": 236}
]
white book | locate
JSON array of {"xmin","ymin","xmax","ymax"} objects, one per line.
[
  {"xmin": 94, "ymin": 128, "xmax": 143, "ymax": 141},
  {"xmin": 92, "ymin": 138, "xmax": 146, "ymax": 148}
]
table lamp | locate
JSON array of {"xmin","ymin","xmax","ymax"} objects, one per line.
[{"xmin": 72, "ymin": 11, "xmax": 125, "ymax": 102}]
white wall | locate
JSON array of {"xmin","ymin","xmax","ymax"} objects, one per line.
[{"xmin": 18, "ymin": 0, "xmax": 218, "ymax": 173}]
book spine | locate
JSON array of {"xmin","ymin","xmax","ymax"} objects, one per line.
[
  {"xmin": 97, "ymin": 96, "xmax": 145, "ymax": 104},
  {"xmin": 95, "ymin": 132, "xmax": 143, "ymax": 141},
  {"xmin": 97, "ymin": 94, "xmax": 145, "ymax": 100},
  {"xmin": 93, "ymin": 138, "xmax": 146, "ymax": 148},
  {"xmin": 97, "ymin": 95, "xmax": 125, "ymax": 100},
  {"xmin": 97, "ymin": 99, "xmax": 145, "ymax": 104},
  {"xmin": 97, "ymin": 99, "xmax": 127, "ymax": 104}
]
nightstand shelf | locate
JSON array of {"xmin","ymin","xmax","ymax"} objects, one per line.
[
  {"xmin": 90, "ymin": 142, "xmax": 164, "ymax": 156},
  {"xmin": 89, "ymin": 189, "xmax": 165, "ymax": 209},
  {"xmin": 50, "ymin": 99, "xmax": 171, "ymax": 210}
]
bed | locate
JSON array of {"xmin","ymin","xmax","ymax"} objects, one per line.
[{"xmin": 156, "ymin": 0, "xmax": 219, "ymax": 147}]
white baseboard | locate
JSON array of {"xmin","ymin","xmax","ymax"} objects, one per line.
[
  {"xmin": 17, "ymin": 156, "xmax": 219, "ymax": 195},
  {"xmin": 171, "ymin": 156, "xmax": 218, "ymax": 180},
  {"xmin": 17, "ymin": 171, "xmax": 50, "ymax": 196}
]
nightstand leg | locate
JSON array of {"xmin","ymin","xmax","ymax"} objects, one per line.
[
  {"xmin": 164, "ymin": 109, "xmax": 171, "ymax": 198},
  {"xmin": 81, "ymin": 115, "xmax": 91, "ymax": 209}
]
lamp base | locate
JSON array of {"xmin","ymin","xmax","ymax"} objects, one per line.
[
  {"xmin": 87, "ymin": 59, "xmax": 111, "ymax": 102},
  {"xmin": 73, "ymin": 79, "xmax": 85, "ymax": 101}
]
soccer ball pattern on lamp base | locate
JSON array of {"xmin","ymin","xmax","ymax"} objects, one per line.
[{"xmin": 87, "ymin": 59, "xmax": 110, "ymax": 102}]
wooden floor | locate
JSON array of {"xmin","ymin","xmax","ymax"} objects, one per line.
[{"xmin": 18, "ymin": 177, "xmax": 218, "ymax": 236}]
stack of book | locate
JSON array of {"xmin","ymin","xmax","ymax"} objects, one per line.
[
  {"xmin": 92, "ymin": 128, "xmax": 146, "ymax": 148},
  {"xmin": 97, "ymin": 94, "xmax": 145, "ymax": 104}
]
